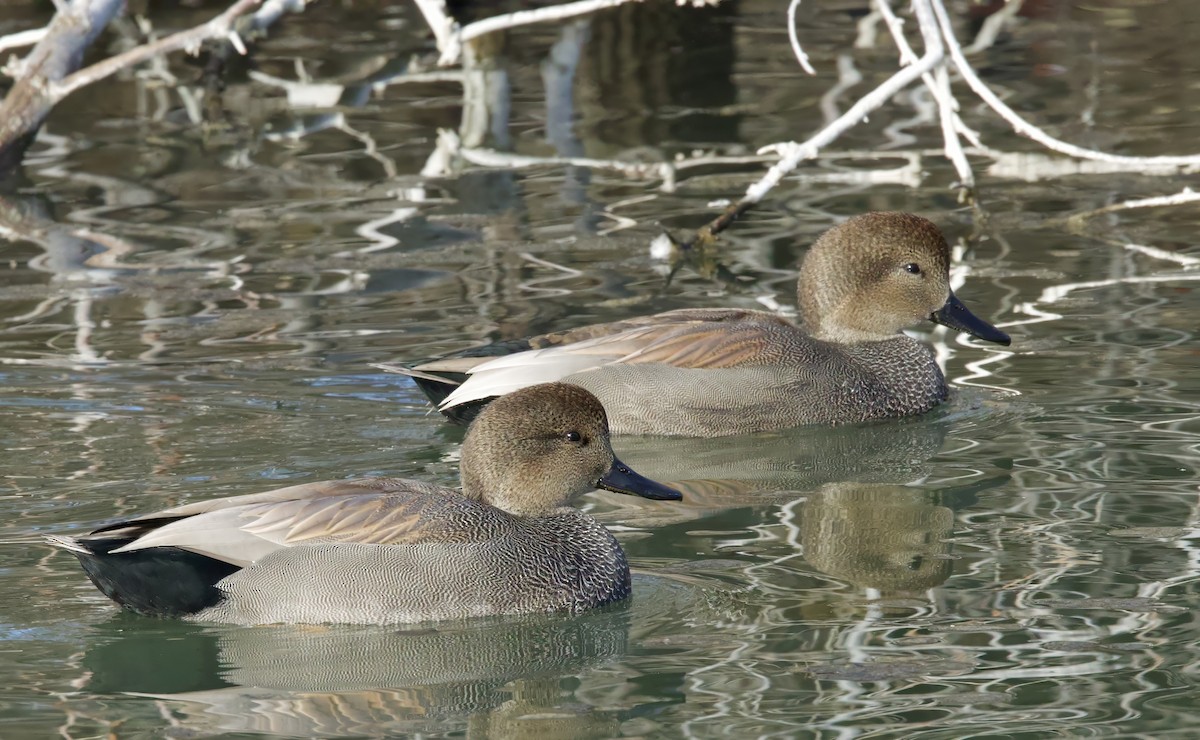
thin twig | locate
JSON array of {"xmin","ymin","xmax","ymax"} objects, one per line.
[
  {"xmin": 748, "ymin": 41, "xmax": 941, "ymax": 201},
  {"xmin": 787, "ymin": 0, "xmax": 817, "ymax": 75},
  {"xmin": 1067, "ymin": 188, "xmax": 1200, "ymax": 231},
  {"xmin": 427, "ymin": 129, "xmax": 671, "ymax": 180},
  {"xmin": 875, "ymin": 0, "xmax": 973, "ymax": 189},
  {"xmin": 682, "ymin": 40, "xmax": 942, "ymax": 246}
]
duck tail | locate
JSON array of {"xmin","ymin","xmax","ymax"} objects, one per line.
[
  {"xmin": 44, "ymin": 534, "xmax": 93, "ymax": 555},
  {"xmin": 47, "ymin": 531, "xmax": 239, "ymax": 618},
  {"xmin": 373, "ymin": 362, "xmax": 492, "ymax": 425}
]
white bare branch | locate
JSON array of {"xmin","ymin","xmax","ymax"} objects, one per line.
[
  {"xmin": 900, "ymin": 0, "xmax": 973, "ymax": 188},
  {"xmin": 0, "ymin": 28, "xmax": 48, "ymax": 57},
  {"xmin": 424, "ymin": 129, "xmax": 672, "ymax": 181},
  {"xmin": 716, "ymin": 0, "xmax": 1200, "ymax": 229},
  {"xmin": 422, "ymin": 0, "xmax": 645, "ymax": 66},
  {"xmin": 412, "ymin": 0, "xmax": 460, "ymax": 63},
  {"xmin": 1068, "ymin": 188, "xmax": 1200, "ymax": 229},
  {"xmin": 787, "ymin": 0, "xmax": 817, "ymax": 75},
  {"xmin": 986, "ymin": 151, "xmax": 1200, "ymax": 181},
  {"xmin": 929, "ymin": 0, "xmax": 1200, "ymax": 169},
  {"xmin": 747, "ymin": 27, "xmax": 942, "ymax": 204}
]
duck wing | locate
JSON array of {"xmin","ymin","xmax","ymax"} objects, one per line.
[
  {"xmin": 526, "ymin": 307, "xmax": 791, "ymax": 348},
  {"xmin": 438, "ymin": 309, "xmax": 797, "ymax": 410},
  {"xmin": 102, "ymin": 478, "xmax": 480, "ymax": 568}
]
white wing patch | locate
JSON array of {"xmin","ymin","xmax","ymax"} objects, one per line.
[
  {"xmin": 110, "ymin": 507, "xmax": 289, "ymax": 568},
  {"xmin": 436, "ymin": 324, "xmax": 714, "ymax": 410},
  {"xmin": 438, "ymin": 347, "xmax": 608, "ymax": 409}
]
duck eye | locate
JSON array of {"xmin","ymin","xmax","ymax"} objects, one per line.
[
  {"xmin": 904, "ymin": 263, "xmax": 922, "ymax": 275},
  {"xmin": 565, "ymin": 431, "xmax": 583, "ymax": 443}
]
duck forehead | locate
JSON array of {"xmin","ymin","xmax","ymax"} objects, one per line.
[
  {"xmin": 479, "ymin": 382, "xmax": 608, "ymax": 432},
  {"xmin": 835, "ymin": 213, "xmax": 950, "ymax": 268}
]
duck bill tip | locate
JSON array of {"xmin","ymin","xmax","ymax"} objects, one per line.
[
  {"xmin": 598, "ymin": 458, "xmax": 683, "ymax": 501},
  {"xmin": 932, "ymin": 292, "xmax": 1011, "ymax": 346}
]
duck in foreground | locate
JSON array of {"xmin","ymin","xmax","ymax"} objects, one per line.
[
  {"xmin": 46, "ymin": 383, "xmax": 682, "ymax": 625},
  {"xmin": 385, "ymin": 212, "xmax": 1012, "ymax": 437}
]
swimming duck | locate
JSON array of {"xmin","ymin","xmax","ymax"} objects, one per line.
[
  {"xmin": 386, "ymin": 212, "xmax": 1011, "ymax": 436},
  {"xmin": 46, "ymin": 383, "xmax": 682, "ymax": 625}
]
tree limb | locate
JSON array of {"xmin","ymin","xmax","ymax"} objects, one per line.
[
  {"xmin": 0, "ymin": 0, "xmax": 277, "ymax": 176},
  {"xmin": 0, "ymin": 0, "xmax": 124, "ymax": 174},
  {"xmin": 51, "ymin": 0, "xmax": 263, "ymax": 102}
]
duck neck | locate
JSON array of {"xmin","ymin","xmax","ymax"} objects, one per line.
[
  {"xmin": 458, "ymin": 457, "xmax": 491, "ymax": 503},
  {"xmin": 459, "ymin": 465, "xmax": 572, "ymax": 518},
  {"xmin": 810, "ymin": 323, "xmax": 896, "ymax": 345}
]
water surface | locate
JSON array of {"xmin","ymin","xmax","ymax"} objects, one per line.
[{"xmin": 3, "ymin": 0, "xmax": 1200, "ymax": 737}]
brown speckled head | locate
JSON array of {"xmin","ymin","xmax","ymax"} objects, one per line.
[
  {"xmin": 797, "ymin": 212, "xmax": 955, "ymax": 343},
  {"xmin": 459, "ymin": 383, "xmax": 616, "ymax": 516}
]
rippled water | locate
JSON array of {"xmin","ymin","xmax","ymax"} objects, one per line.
[{"xmin": 3, "ymin": 0, "xmax": 1200, "ymax": 737}]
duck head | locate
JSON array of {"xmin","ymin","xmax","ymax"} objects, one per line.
[
  {"xmin": 459, "ymin": 382, "xmax": 682, "ymax": 516},
  {"xmin": 797, "ymin": 212, "xmax": 1010, "ymax": 346}
]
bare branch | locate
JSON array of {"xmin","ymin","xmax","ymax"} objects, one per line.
[
  {"xmin": 424, "ymin": 129, "xmax": 671, "ymax": 180},
  {"xmin": 460, "ymin": 0, "xmax": 641, "ymax": 46},
  {"xmin": 930, "ymin": 0, "xmax": 1200, "ymax": 168},
  {"xmin": 0, "ymin": 27, "xmax": 48, "ymax": 57},
  {"xmin": 0, "ymin": 0, "xmax": 124, "ymax": 172},
  {"xmin": 0, "ymin": 0, "xmax": 310, "ymax": 174},
  {"xmin": 421, "ymin": 0, "xmax": 646, "ymax": 66},
  {"xmin": 908, "ymin": 0, "xmax": 972, "ymax": 191},
  {"xmin": 1068, "ymin": 187, "xmax": 1200, "ymax": 230},
  {"xmin": 683, "ymin": 0, "xmax": 1200, "ymax": 245},
  {"xmin": 51, "ymin": 0, "xmax": 263, "ymax": 102},
  {"xmin": 786, "ymin": 0, "xmax": 817, "ymax": 75},
  {"xmin": 748, "ymin": 42, "xmax": 941, "ymax": 201},
  {"xmin": 986, "ymin": 151, "xmax": 1200, "ymax": 181},
  {"xmin": 412, "ymin": 0, "xmax": 460, "ymax": 63}
]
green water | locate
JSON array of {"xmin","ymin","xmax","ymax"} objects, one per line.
[{"xmin": 3, "ymin": 0, "xmax": 1200, "ymax": 737}]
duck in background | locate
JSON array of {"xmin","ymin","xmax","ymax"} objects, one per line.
[{"xmin": 385, "ymin": 212, "xmax": 1012, "ymax": 436}]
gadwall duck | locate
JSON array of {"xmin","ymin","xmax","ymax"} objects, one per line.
[
  {"xmin": 384, "ymin": 212, "xmax": 1011, "ymax": 436},
  {"xmin": 46, "ymin": 383, "xmax": 682, "ymax": 625}
]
